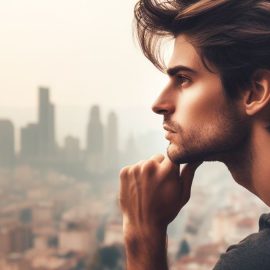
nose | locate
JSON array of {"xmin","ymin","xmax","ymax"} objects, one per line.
[{"xmin": 152, "ymin": 87, "xmax": 175, "ymax": 115}]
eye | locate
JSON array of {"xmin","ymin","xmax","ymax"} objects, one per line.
[{"xmin": 175, "ymin": 74, "xmax": 191, "ymax": 87}]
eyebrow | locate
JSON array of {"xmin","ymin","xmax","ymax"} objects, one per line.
[{"xmin": 166, "ymin": 65, "xmax": 197, "ymax": 77}]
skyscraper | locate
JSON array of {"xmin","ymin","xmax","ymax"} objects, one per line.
[
  {"xmin": 38, "ymin": 87, "xmax": 56, "ymax": 158},
  {"xmin": 63, "ymin": 135, "xmax": 81, "ymax": 163},
  {"xmin": 86, "ymin": 105, "xmax": 104, "ymax": 174},
  {"xmin": 0, "ymin": 119, "xmax": 15, "ymax": 167},
  {"xmin": 20, "ymin": 123, "xmax": 39, "ymax": 160},
  {"xmin": 105, "ymin": 111, "xmax": 119, "ymax": 172}
]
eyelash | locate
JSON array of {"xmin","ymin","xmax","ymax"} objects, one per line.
[{"xmin": 175, "ymin": 74, "xmax": 191, "ymax": 87}]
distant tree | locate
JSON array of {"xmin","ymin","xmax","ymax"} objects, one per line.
[
  {"xmin": 74, "ymin": 259, "xmax": 86, "ymax": 270},
  {"xmin": 89, "ymin": 244, "xmax": 124, "ymax": 270},
  {"xmin": 96, "ymin": 223, "xmax": 105, "ymax": 243},
  {"xmin": 176, "ymin": 239, "xmax": 190, "ymax": 259}
]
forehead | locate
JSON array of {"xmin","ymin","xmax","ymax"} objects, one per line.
[{"xmin": 168, "ymin": 35, "xmax": 204, "ymax": 71}]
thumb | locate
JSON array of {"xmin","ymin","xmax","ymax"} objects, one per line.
[{"xmin": 180, "ymin": 161, "xmax": 202, "ymax": 202}]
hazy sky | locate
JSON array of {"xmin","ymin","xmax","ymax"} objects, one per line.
[
  {"xmin": 0, "ymin": 0, "xmax": 172, "ymax": 149},
  {"xmin": 0, "ymin": 0, "xmax": 168, "ymax": 107}
]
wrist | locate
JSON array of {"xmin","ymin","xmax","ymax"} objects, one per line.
[
  {"xmin": 124, "ymin": 224, "xmax": 168, "ymax": 267},
  {"xmin": 123, "ymin": 215, "xmax": 168, "ymax": 237},
  {"xmin": 124, "ymin": 224, "xmax": 167, "ymax": 243}
]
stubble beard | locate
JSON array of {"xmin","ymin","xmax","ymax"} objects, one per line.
[{"xmin": 165, "ymin": 105, "xmax": 250, "ymax": 165}]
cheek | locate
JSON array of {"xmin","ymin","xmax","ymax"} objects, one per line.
[{"xmin": 173, "ymin": 84, "xmax": 226, "ymax": 126}]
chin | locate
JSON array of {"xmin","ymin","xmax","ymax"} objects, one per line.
[
  {"xmin": 167, "ymin": 143, "xmax": 211, "ymax": 164},
  {"xmin": 167, "ymin": 143, "xmax": 189, "ymax": 164}
]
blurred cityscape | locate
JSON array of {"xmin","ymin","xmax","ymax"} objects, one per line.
[{"xmin": 0, "ymin": 87, "xmax": 269, "ymax": 270}]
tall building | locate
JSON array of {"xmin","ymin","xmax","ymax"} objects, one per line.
[
  {"xmin": 63, "ymin": 135, "xmax": 81, "ymax": 163},
  {"xmin": 0, "ymin": 119, "xmax": 15, "ymax": 168},
  {"xmin": 105, "ymin": 111, "xmax": 119, "ymax": 172},
  {"xmin": 20, "ymin": 123, "xmax": 39, "ymax": 160},
  {"xmin": 86, "ymin": 105, "xmax": 104, "ymax": 174},
  {"xmin": 38, "ymin": 87, "xmax": 56, "ymax": 158}
]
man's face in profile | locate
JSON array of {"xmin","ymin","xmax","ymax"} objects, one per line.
[{"xmin": 152, "ymin": 35, "xmax": 250, "ymax": 165}]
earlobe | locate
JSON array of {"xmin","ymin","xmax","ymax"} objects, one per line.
[{"xmin": 245, "ymin": 70, "xmax": 270, "ymax": 116}]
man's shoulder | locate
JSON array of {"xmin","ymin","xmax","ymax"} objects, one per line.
[{"xmin": 213, "ymin": 212, "xmax": 270, "ymax": 270}]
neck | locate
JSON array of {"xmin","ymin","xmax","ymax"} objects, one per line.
[{"xmin": 224, "ymin": 123, "xmax": 270, "ymax": 206}]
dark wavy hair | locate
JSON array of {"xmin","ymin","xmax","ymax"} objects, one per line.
[{"xmin": 134, "ymin": 0, "xmax": 270, "ymax": 98}]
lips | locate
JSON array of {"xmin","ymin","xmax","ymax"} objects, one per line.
[{"xmin": 163, "ymin": 124, "xmax": 176, "ymax": 133}]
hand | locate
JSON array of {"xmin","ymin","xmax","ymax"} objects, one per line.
[{"xmin": 119, "ymin": 154, "xmax": 202, "ymax": 233}]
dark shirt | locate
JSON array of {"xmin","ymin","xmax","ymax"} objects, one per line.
[{"xmin": 213, "ymin": 213, "xmax": 270, "ymax": 270}]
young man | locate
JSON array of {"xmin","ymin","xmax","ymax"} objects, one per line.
[{"xmin": 119, "ymin": 0, "xmax": 270, "ymax": 269}]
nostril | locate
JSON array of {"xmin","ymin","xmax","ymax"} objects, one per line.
[
  {"xmin": 152, "ymin": 104, "xmax": 166, "ymax": 115},
  {"xmin": 152, "ymin": 92, "xmax": 175, "ymax": 115},
  {"xmin": 152, "ymin": 101, "xmax": 172, "ymax": 115},
  {"xmin": 156, "ymin": 109, "xmax": 169, "ymax": 115}
]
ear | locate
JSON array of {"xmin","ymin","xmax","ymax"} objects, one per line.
[{"xmin": 244, "ymin": 70, "xmax": 270, "ymax": 116}]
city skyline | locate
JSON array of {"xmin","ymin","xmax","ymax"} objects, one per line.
[
  {"xmin": 0, "ymin": 85, "xmax": 166, "ymax": 176},
  {"xmin": 0, "ymin": 0, "xmax": 169, "ymax": 159},
  {"xmin": 0, "ymin": 87, "xmax": 123, "ymax": 175},
  {"xmin": 1, "ymin": 87, "xmax": 121, "ymax": 154},
  {"xmin": 0, "ymin": 95, "xmax": 164, "ymax": 154}
]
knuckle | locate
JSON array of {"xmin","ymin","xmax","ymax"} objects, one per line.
[
  {"xmin": 119, "ymin": 166, "xmax": 130, "ymax": 179},
  {"xmin": 142, "ymin": 159, "xmax": 157, "ymax": 173},
  {"xmin": 150, "ymin": 153, "xmax": 163, "ymax": 160},
  {"xmin": 133, "ymin": 164, "xmax": 141, "ymax": 176}
]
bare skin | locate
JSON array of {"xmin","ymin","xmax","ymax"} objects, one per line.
[
  {"xmin": 119, "ymin": 34, "xmax": 270, "ymax": 270},
  {"xmin": 120, "ymin": 155, "xmax": 201, "ymax": 269}
]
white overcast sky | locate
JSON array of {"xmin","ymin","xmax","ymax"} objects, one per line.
[
  {"xmin": 0, "ymin": 0, "xmax": 172, "ymax": 148},
  {"xmin": 0, "ymin": 0, "xmax": 169, "ymax": 107}
]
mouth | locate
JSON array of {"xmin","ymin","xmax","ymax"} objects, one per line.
[
  {"xmin": 163, "ymin": 125, "xmax": 177, "ymax": 140},
  {"xmin": 163, "ymin": 124, "xmax": 176, "ymax": 133}
]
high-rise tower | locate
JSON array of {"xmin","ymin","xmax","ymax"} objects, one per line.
[
  {"xmin": 0, "ymin": 119, "xmax": 15, "ymax": 167},
  {"xmin": 20, "ymin": 123, "xmax": 39, "ymax": 160},
  {"xmin": 86, "ymin": 105, "xmax": 104, "ymax": 174},
  {"xmin": 38, "ymin": 87, "xmax": 56, "ymax": 158}
]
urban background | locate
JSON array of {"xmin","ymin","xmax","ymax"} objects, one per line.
[{"xmin": 0, "ymin": 1, "xmax": 269, "ymax": 270}]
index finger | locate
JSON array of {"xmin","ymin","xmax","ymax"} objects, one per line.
[
  {"xmin": 161, "ymin": 155, "xmax": 180, "ymax": 175},
  {"xmin": 150, "ymin": 153, "xmax": 165, "ymax": 163}
]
